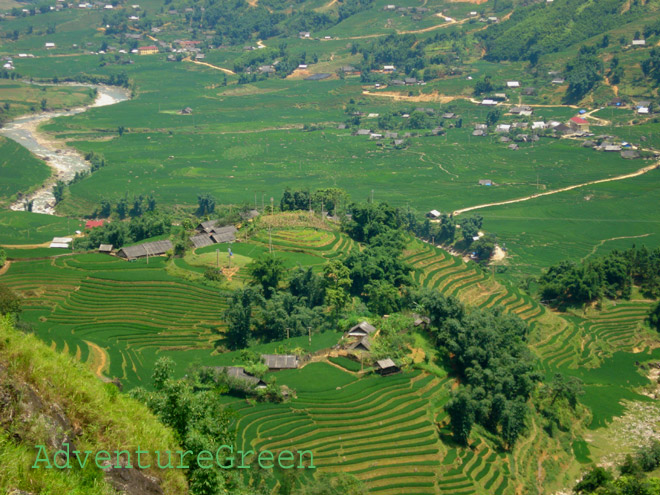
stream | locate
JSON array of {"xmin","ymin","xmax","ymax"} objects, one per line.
[{"xmin": 1, "ymin": 84, "xmax": 130, "ymax": 215}]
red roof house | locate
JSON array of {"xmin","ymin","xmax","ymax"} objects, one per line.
[
  {"xmin": 569, "ymin": 116, "xmax": 589, "ymax": 131},
  {"xmin": 85, "ymin": 219, "xmax": 106, "ymax": 229}
]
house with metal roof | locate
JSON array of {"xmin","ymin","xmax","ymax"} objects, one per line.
[
  {"xmin": 117, "ymin": 240, "xmax": 173, "ymax": 260},
  {"xmin": 261, "ymin": 354, "xmax": 299, "ymax": 370},
  {"xmin": 347, "ymin": 321, "xmax": 377, "ymax": 337}
]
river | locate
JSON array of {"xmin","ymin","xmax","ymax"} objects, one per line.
[{"xmin": 0, "ymin": 84, "xmax": 130, "ymax": 215}]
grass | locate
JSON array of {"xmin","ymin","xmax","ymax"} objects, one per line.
[
  {"xmin": 0, "ymin": 316, "xmax": 187, "ymax": 494},
  {"xmin": 0, "ymin": 210, "xmax": 78, "ymax": 244}
]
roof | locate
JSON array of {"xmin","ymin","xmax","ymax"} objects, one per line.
[
  {"xmin": 376, "ymin": 358, "xmax": 398, "ymax": 369},
  {"xmin": 428, "ymin": 209, "xmax": 441, "ymax": 217},
  {"xmin": 50, "ymin": 243, "xmax": 70, "ymax": 249},
  {"xmin": 241, "ymin": 209, "xmax": 260, "ymax": 220},
  {"xmin": 261, "ymin": 354, "xmax": 299, "ymax": 369},
  {"xmin": 570, "ymin": 116, "xmax": 588, "ymax": 124},
  {"xmin": 190, "ymin": 233, "xmax": 214, "ymax": 249},
  {"xmin": 219, "ymin": 367, "xmax": 266, "ymax": 387},
  {"xmin": 99, "ymin": 244, "xmax": 113, "ymax": 252},
  {"xmin": 198, "ymin": 219, "xmax": 218, "ymax": 232},
  {"xmin": 479, "ymin": 179, "xmax": 492, "ymax": 185},
  {"xmin": 210, "ymin": 224, "xmax": 237, "ymax": 239},
  {"xmin": 348, "ymin": 336, "xmax": 371, "ymax": 351},
  {"xmin": 85, "ymin": 219, "xmax": 105, "ymax": 229},
  {"xmin": 139, "ymin": 45, "xmax": 158, "ymax": 50},
  {"xmin": 348, "ymin": 321, "xmax": 377, "ymax": 335},
  {"xmin": 443, "ymin": 113, "xmax": 455, "ymax": 118},
  {"xmin": 118, "ymin": 240, "xmax": 173, "ymax": 259},
  {"xmin": 621, "ymin": 150, "xmax": 640, "ymax": 159}
]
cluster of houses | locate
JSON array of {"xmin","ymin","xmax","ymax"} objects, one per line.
[{"xmin": 190, "ymin": 220, "xmax": 239, "ymax": 249}]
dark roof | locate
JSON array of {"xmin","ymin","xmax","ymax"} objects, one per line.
[
  {"xmin": 261, "ymin": 354, "xmax": 299, "ymax": 369},
  {"xmin": 348, "ymin": 321, "xmax": 377, "ymax": 336},
  {"xmin": 198, "ymin": 219, "xmax": 219, "ymax": 232},
  {"xmin": 218, "ymin": 367, "xmax": 266, "ymax": 388},
  {"xmin": 190, "ymin": 233, "xmax": 214, "ymax": 249},
  {"xmin": 210, "ymin": 225, "xmax": 237, "ymax": 243},
  {"xmin": 118, "ymin": 240, "xmax": 173, "ymax": 259},
  {"xmin": 240, "ymin": 209, "xmax": 260, "ymax": 220},
  {"xmin": 348, "ymin": 336, "xmax": 371, "ymax": 351}
]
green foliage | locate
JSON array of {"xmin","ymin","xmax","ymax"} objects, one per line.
[
  {"xmin": 204, "ymin": 266, "xmax": 223, "ymax": 282},
  {"xmin": 650, "ymin": 301, "xmax": 660, "ymax": 332},
  {"xmin": 297, "ymin": 472, "xmax": 368, "ymax": 495},
  {"xmin": 0, "ymin": 248, "xmax": 5, "ymax": 268},
  {"xmin": 248, "ymin": 254, "xmax": 285, "ymax": 297},
  {"xmin": 564, "ymin": 47, "xmax": 603, "ymax": 103},
  {"xmin": 479, "ymin": 0, "xmax": 640, "ymax": 61},
  {"xmin": 461, "ymin": 214, "xmax": 483, "ymax": 246},
  {"xmin": 197, "ymin": 193, "xmax": 216, "ymax": 216},
  {"xmin": 473, "ymin": 234, "xmax": 496, "ymax": 260},
  {"xmin": 0, "ymin": 284, "xmax": 21, "ymax": 316},
  {"xmin": 52, "ymin": 180, "xmax": 66, "ymax": 204},
  {"xmin": 574, "ymin": 466, "xmax": 613, "ymax": 494},
  {"xmin": 323, "ymin": 259, "xmax": 352, "ymax": 322},
  {"xmin": 224, "ymin": 287, "xmax": 259, "ymax": 350},
  {"xmin": 539, "ymin": 246, "xmax": 660, "ymax": 307},
  {"xmin": 76, "ymin": 212, "xmax": 171, "ymax": 250},
  {"xmin": 445, "ymin": 388, "xmax": 475, "ymax": 446},
  {"xmin": 131, "ymin": 358, "xmax": 236, "ymax": 495}
]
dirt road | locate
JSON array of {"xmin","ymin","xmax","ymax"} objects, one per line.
[{"xmin": 453, "ymin": 163, "xmax": 660, "ymax": 215}]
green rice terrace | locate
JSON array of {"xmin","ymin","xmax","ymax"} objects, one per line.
[{"xmin": 3, "ymin": 221, "xmax": 657, "ymax": 493}]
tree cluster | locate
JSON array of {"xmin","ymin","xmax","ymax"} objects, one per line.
[
  {"xmin": 539, "ymin": 246, "xmax": 660, "ymax": 307},
  {"xmin": 76, "ymin": 212, "xmax": 171, "ymax": 251},
  {"xmin": 413, "ymin": 290, "xmax": 540, "ymax": 447}
]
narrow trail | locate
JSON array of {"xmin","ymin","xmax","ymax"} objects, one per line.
[
  {"xmin": 85, "ymin": 340, "xmax": 108, "ymax": 378},
  {"xmin": 453, "ymin": 162, "xmax": 660, "ymax": 215},
  {"xmin": 184, "ymin": 57, "xmax": 236, "ymax": 75},
  {"xmin": 582, "ymin": 233, "xmax": 653, "ymax": 261},
  {"xmin": 405, "ymin": 150, "xmax": 459, "ymax": 177}
]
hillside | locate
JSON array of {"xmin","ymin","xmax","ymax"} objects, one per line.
[{"xmin": 0, "ymin": 316, "xmax": 188, "ymax": 495}]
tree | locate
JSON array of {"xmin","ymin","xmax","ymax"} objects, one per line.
[
  {"xmin": 152, "ymin": 356, "xmax": 175, "ymax": 391},
  {"xmin": 224, "ymin": 288, "xmax": 258, "ymax": 349},
  {"xmin": 146, "ymin": 195, "xmax": 157, "ymax": 212},
  {"xmin": 289, "ymin": 266, "xmax": 325, "ymax": 308},
  {"xmin": 0, "ymin": 248, "xmax": 5, "ymax": 269},
  {"xmin": 485, "ymin": 108, "xmax": 501, "ymax": 126},
  {"xmin": 52, "ymin": 180, "xmax": 66, "ymax": 204},
  {"xmin": 446, "ymin": 388, "xmax": 475, "ymax": 445},
  {"xmin": 548, "ymin": 373, "xmax": 584, "ymax": 408},
  {"xmin": 129, "ymin": 196, "xmax": 144, "ymax": 217},
  {"xmin": 118, "ymin": 125, "xmax": 125, "ymax": 137},
  {"xmin": 564, "ymin": 48, "xmax": 603, "ymax": 103},
  {"xmin": 40, "ymin": 98, "xmax": 47, "ymax": 111},
  {"xmin": 116, "ymin": 197, "xmax": 129, "ymax": 219},
  {"xmin": 299, "ymin": 473, "xmax": 368, "ymax": 495},
  {"xmin": 197, "ymin": 193, "xmax": 216, "ymax": 216},
  {"xmin": 473, "ymin": 75, "xmax": 493, "ymax": 95},
  {"xmin": 248, "ymin": 255, "xmax": 285, "ymax": 298},
  {"xmin": 0, "ymin": 284, "xmax": 21, "ymax": 316},
  {"xmin": 500, "ymin": 400, "xmax": 527, "ymax": 449},
  {"xmin": 323, "ymin": 259, "xmax": 352, "ymax": 322},
  {"xmin": 473, "ymin": 234, "xmax": 496, "ymax": 260},
  {"xmin": 99, "ymin": 199, "xmax": 112, "ymax": 217},
  {"xmin": 574, "ymin": 466, "xmax": 613, "ymax": 494},
  {"xmin": 650, "ymin": 301, "xmax": 660, "ymax": 332}
]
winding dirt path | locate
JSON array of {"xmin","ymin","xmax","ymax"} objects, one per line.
[
  {"xmin": 184, "ymin": 57, "xmax": 236, "ymax": 75},
  {"xmin": 85, "ymin": 340, "xmax": 109, "ymax": 378},
  {"xmin": 582, "ymin": 233, "xmax": 653, "ymax": 260},
  {"xmin": 0, "ymin": 261, "xmax": 10, "ymax": 276},
  {"xmin": 453, "ymin": 162, "xmax": 660, "ymax": 215}
]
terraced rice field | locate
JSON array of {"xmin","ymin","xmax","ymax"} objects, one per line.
[
  {"xmin": 0, "ymin": 254, "xmax": 229, "ymax": 387},
  {"xmin": 250, "ymin": 227, "xmax": 359, "ymax": 260}
]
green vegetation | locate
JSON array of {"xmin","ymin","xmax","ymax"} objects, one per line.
[{"xmin": 0, "ymin": 316, "xmax": 187, "ymax": 494}]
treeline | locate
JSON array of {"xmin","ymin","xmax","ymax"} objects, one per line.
[
  {"xmin": 478, "ymin": 0, "xmax": 640, "ymax": 62},
  {"xmin": 539, "ymin": 246, "xmax": 660, "ymax": 307},
  {"xmin": 76, "ymin": 213, "xmax": 171, "ymax": 250}
]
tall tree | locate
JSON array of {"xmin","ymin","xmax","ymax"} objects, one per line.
[
  {"xmin": 224, "ymin": 288, "xmax": 258, "ymax": 350},
  {"xmin": 323, "ymin": 260, "xmax": 352, "ymax": 322},
  {"xmin": 446, "ymin": 388, "xmax": 475, "ymax": 446},
  {"xmin": 248, "ymin": 255, "xmax": 285, "ymax": 298}
]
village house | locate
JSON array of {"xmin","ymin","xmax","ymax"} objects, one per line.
[
  {"xmin": 50, "ymin": 237, "xmax": 72, "ymax": 249},
  {"xmin": 569, "ymin": 116, "xmax": 589, "ymax": 132},
  {"xmin": 506, "ymin": 81, "xmax": 520, "ymax": 88},
  {"xmin": 261, "ymin": 354, "xmax": 299, "ymax": 370},
  {"xmin": 219, "ymin": 367, "xmax": 267, "ymax": 389},
  {"xmin": 632, "ymin": 39, "xmax": 646, "ymax": 46},
  {"xmin": 375, "ymin": 358, "xmax": 401, "ymax": 376},
  {"xmin": 478, "ymin": 179, "xmax": 493, "ymax": 186},
  {"xmin": 348, "ymin": 336, "xmax": 371, "ymax": 352},
  {"xmin": 347, "ymin": 321, "xmax": 377, "ymax": 337},
  {"xmin": 383, "ymin": 65, "xmax": 395, "ymax": 72},
  {"xmin": 117, "ymin": 240, "xmax": 173, "ymax": 260},
  {"xmin": 427, "ymin": 209, "xmax": 441, "ymax": 219},
  {"xmin": 98, "ymin": 244, "xmax": 113, "ymax": 254},
  {"xmin": 138, "ymin": 46, "xmax": 158, "ymax": 55}
]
